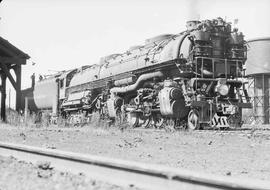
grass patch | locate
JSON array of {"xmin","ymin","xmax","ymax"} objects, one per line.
[{"xmin": 0, "ymin": 110, "xmax": 129, "ymax": 132}]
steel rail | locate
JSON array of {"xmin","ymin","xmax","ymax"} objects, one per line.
[
  {"xmin": 0, "ymin": 141, "xmax": 269, "ymax": 190},
  {"xmin": 132, "ymin": 126, "xmax": 270, "ymax": 134}
]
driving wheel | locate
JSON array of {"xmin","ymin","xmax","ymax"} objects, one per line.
[{"xmin": 187, "ymin": 109, "xmax": 200, "ymax": 130}]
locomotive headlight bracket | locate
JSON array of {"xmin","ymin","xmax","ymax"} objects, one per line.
[{"xmin": 215, "ymin": 81, "xmax": 229, "ymax": 96}]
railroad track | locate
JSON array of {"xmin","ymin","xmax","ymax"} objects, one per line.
[
  {"xmin": 0, "ymin": 142, "xmax": 269, "ymax": 190},
  {"xmin": 132, "ymin": 126, "xmax": 270, "ymax": 135}
]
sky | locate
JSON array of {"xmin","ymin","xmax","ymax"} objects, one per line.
[{"xmin": 0, "ymin": 0, "xmax": 270, "ymax": 108}]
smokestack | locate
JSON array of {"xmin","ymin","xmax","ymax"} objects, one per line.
[{"xmin": 31, "ymin": 73, "xmax": 35, "ymax": 89}]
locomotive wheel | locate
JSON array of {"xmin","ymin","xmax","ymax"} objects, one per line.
[
  {"xmin": 139, "ymin": 116, "xmax": 151, "ymax": 128},
  {"xmin": 127, "ymin": 112, "xmax": 139, "ymax": 128},
  {"xmin": 164, "ymin": 118, "xmax": 176, "ymax": 132},
  {"xmin": 187, "ymin": 109, "xmax": 199, "ymax": 130},
  {"xmin": 227, "ymin": 113, "xmax": 242, "ymax": 128},
  {"xmin": 153, "ymin": 114, "xmax": 164, "ymax": 129},
  {"xmin": 115, "ymin": 108, "xmax": 123, "ymax": 125}
]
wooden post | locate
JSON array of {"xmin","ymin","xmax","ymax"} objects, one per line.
[
  {"xmin": 15, "ymin": 64, "xmax": 22, "ymax": 112},
  {"xmin": 24, "ymin": 96, "xmax": 28, "ymax": 121},
  {"xmin": 1, "ymin": 73, "xmax": 7, "ymax": 122}
]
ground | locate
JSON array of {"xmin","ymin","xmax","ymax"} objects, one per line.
[
  {"xmin": 0, "ymin": 124, "xmax": 270, "ymax": 182},
  {"xmin": 0, "ymin": 155, "xmax": 140, "ymax": 190}
]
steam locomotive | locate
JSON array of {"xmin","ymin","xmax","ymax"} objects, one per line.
[{"xmin": 22, "ymin": 18, "xmax": 252, "ymax": 130}]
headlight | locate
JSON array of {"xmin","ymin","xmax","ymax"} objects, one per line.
[{"xmin": 216, "ymin": 84, "xmax": 229, "ymax": 96}]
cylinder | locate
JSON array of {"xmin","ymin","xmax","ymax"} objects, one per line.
[
  {"xmin": 169, "ymin": 88, "xmax": 182, "ymax": 100},
  {"xmin": 171, "ymin": 99, "xmax": 189, "ymax": 118}
]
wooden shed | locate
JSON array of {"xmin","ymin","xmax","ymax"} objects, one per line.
[{"xmin": 0, "ymin": 36, "xmax": 30, "ymax": 121}]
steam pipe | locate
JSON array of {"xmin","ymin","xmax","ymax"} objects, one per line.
[
  {"xmin": 176, "ymin": 33, "xmax": 190, "ymax": 59},
  {"xmin": 110, "ymin": 71, "xmax": 164, "ymax": 94}
]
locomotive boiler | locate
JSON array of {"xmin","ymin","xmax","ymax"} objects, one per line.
[{"xmin": 23, "ymin": 17, "xmax": 251, "ymax": 129}]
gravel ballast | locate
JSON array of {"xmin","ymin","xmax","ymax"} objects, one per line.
[
  {"xmin": 0, "ymin": 124, "xmax": 270, "ymax": 182},
  {"xmin": 0, "ymin": 155, "xmax": 140, "ymax": 190}
]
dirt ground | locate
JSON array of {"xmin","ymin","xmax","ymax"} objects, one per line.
[
  {"xmin": 0, "ymin": 155, "xmax": 140, "ymax": 190},
  {"xmin": 0, "ymin": 123, "xmax": 270, "ymax": 182}
]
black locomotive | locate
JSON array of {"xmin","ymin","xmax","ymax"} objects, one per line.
[{"xmin": 22, "ymin": 18, "xmax": 251, "ymax": 129}]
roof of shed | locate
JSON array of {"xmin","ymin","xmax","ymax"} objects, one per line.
[{"xmin": 0, "ymin": 36, "xmax": 30, "ymax": 60}]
